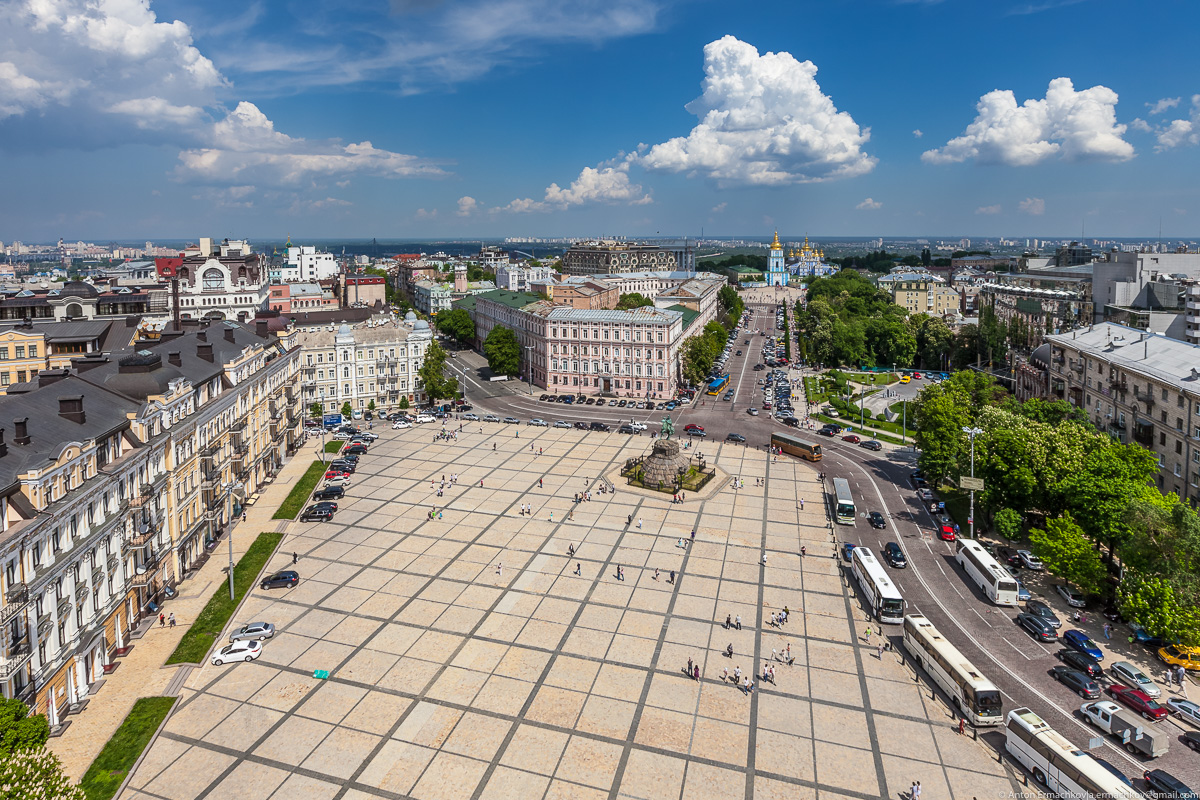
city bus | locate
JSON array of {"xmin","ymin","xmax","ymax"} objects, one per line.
[
  {"xmin": 850, "ymin": 547, "xmax": 905, "ymax": 624},
  {"xmin": 955, "ymin": 540, "xmax": 1020, "ymax": 606},
  {"xmin": 1004, "ymin": 708, "xmax": 1140, "ymax": 799},
  {"xmin": 902, "ymin": 614, "xmax": 1002, "ymax": 726},
  {"xmin": 832, "ymin": 477, "xmax": 855, "ymax": 525},
  {"xmin": 706, "ymin": 375, "xmax": 730, "ymax": 395},
  {"xmin": 769, "ymin": 431, "xmax": 822, "ymax": 462}
]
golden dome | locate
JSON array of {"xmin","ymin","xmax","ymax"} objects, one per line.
[{"xmin": 771, "ymin": 231, "xmax": 781, "ymax": 249}]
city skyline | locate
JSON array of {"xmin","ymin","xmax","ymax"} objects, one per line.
[{"xmin": 3, "ymin": 0, "xmax": 1200, "ymax": 240}]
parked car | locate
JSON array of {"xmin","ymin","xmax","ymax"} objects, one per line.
[
  {"xmin": 618, "ymin": 424, "xmax": 636, "ymax": 434},
  {"xmin": 1016, "ymin": 550, "xmax": 1044, "ymax": 570},
  {"xmin": 311, "ymin": 501, "xmax": 338, "ymax": 513},
  {"xmin": 1166, "ymin": 698, "xmax": 1200, "ymax": 728},
  {"xmin": 747, "ymin": 407, "xmax": 759, "ymax": 416},
  {"xmin": 313, "ymin": 486, "xmax": 344, "ymax": 502},
  {"xmin": 1057, "ymin": 649, "xmax": 1104, "ymax": 679},
  {"xmin": 916, "ymin": 488, "xmax": 934, "ymax": 502},
  {"xmin": 553, "ymin": 420, "xmax": 571, "ymax": 429},
  {"xmin": 937, "ymin": 523, "xmax": 957, "ymax": 541},
  {"xmin": 1048, "ymin": 666, "xmax": 1101, "ymax": 699},
  {"xmin": 415, "ymin": 414, "xmax": 435, "ymax": 424},
  {"xmin": 684, "ymin": 424, "xmax": 704, "ymax": 432},
  {"xmin": 725, "ymin": 433, "xmax": 746, "ymax": 443},
  {"xmin": 230, "ymin": 622, "xmax": 275, "ymax": 643},
  {"xmin": 528, "ymin": 418, "xmax": 547, "ymax": 427},
  {"xmin": 1184, "ymin": 731, "xmax": 1200, "ymax": 753},
  {"xmin": 842, "ymin": 434, "xmax": 861, "ymax": 444},
  {"xmin": 300, "ymin": 505, "xmax": 334, "ymax": 522},
  {"xmin": 392, "ymin": 420, "xmax": 412, "ymax": 429},
  {"xmin": 868, "ymin": 512, "xmax": 886, "ymax": 529},
  {"xmin": 462, "ymin": 412, "xmax": 479, "ymax": 421},
  {"xmin": 686, "ymin": 429, "xmax": 707, "ymax": 437},
  {"xmin": 260, "ymin": 570, "xmax": 299, "ymax": 590},
  {"xmin": 882, "ymin": 541, "xmax": 906, "ymax": 568},
  {"xmin": 589, "ymin": 422, "xmax": 610, "ymax": 432},
  {"xmin": 1109, "ymin": 660, "xmax": 1161, "ymax": 698},
  {"xmin": 322, "ymin": 475, "xmax": 351, "ymax": 488},
  {"xmin": 1142, "ymin": 769, "xmax": 1197, "ymax": 796},
  {"xmin": 211, "ymin": 639, "xmax": 262, "ymax": 666},
  {"xmin": 1159, "ymin": 645, "xmax": 1200, "ymax": 671},
  {"xmin": 1056, "ymin": 584, "xmax": 1087, "ymax": 608},
  {"xmin": 842, "ymin": 542, "xmax": 858, "ymax": 562},
  {"xmin": 859, "ymin": 440, "xmax": 883, "ymax": 451},
  {"xmin": 629, "ymin": 422, "xmax": 647, "ymax": 431},
  {"xmin": 1017, "ymin": 613, "xmax": 1059, "ymax": 642},
  {"xmin": 1026, "ymin": 599, "xmax": 1062, "ymax": 629},
  {"xmin": 1106, "ymin": 684, "xmax": 1168, "ymax": 721},
  {"xmin": 1063, "ymin": 629, "xmax": 1104, "ymax": 661},
  {"xmin": 483, "ymin": 414, "xmax": 500, "ymax": 423},
  {"xmin": 344, "ymin": 445, "xmax": 368, "ymax": 456}
]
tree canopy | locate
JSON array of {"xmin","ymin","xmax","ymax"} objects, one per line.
[
  {"xmin": 435, "ymin": 308, "xmax": 475, "ymax": 344},
  {"xmin": 615, "ymin": 293, "xmax": 654, "ymax": 310},
  {"xmin": 681, "ymin": 321, "xmax": 729, "ymax": 386},
  {"xmin": 483, "ymin": 326, "xmax": 521, "ymax": 378},
  {"xmin": 418, "ymin": 341, "xmax": 459, "ymax": 403}
]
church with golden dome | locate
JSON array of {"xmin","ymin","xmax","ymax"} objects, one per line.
[{"xmin": 767, "ymin": 232, "xmax": 834, "ymax": 286}]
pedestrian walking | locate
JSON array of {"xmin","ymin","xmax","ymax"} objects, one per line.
[
  {"xmin": 654, "ymin": 567, "xmax": 660, "ymax": 581},
  {"xmin": 496, "ymin": 562, "xmax": 503, "ymax": 577},
  {"xmin": 539, "ymin": 478, "xmax": 543, "ymax": 487},
  {"xmin": 958, "ymin": 717, "xmax": 966, "ymax": 735},
  {"xmin": 725, "ymin": 614, "xmax": 732, "ymax": 629},
  {"xmin": 688, "ymin": 657, "xmax": 693, "ymax": 676},
  {"xmin": 877, "ymin": 643, "xmax": 884, "ymax": 660},
  {"xmin": 736, "ymin": 614, "xmax": 742, "ymax": 630},
  {"xmin": 799, "ymin": 498, "xmax": 804, "ymax": 510},
  {"xmin": 693, "ymin": 664, "xmax": 700, "ymax": 681},
  {"xmin": 637, "ymin": 518, "xmax": 642, "ymax": 528},
  {"xmin": 1103, "ymin": 622, "xmax": 1111, "ymax": 639},
  {"xmin": 669, "ymin": 569, "xmax": 675, "ymax": 583},
  {"xmin": 168, "ymin": 613, "xmax": 176, "ymax": 628},
  {"xmin": 865, "ymin": 626, "xmax": 872, "ymax": 644},
  {"xmin": 734, "ymin": 665, "xmax": 741, "ymax": 683},
  {"xmin": 292, "ymin": 552, "xmax": 299, "ymax": 564},
  {"xmin": 159, "ymin": 613, "xmax": 165, "ymax": 627}
]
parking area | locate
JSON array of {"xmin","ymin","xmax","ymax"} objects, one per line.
[{"xmin": 119, "ymin": 423, "xmax": 1017, "ymax": 800}]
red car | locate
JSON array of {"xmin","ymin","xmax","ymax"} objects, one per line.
[
  {"xmin": 842, "ymin": 434, "xmax": 861, "ymax": 443},
  {"xmin": 1106, "ymin": 684, "xmax": 1168, "ymax": 721},
  {"xmin": 912, "ymin": 372, "xmax": 922, "ymax": 379},
  {"xmin": 684, "ymin": 424, "xmax": 704, "ymax": 432},
  {"xmin": 324, "ymin": 470, "xmax": 350, "ymax": 480},
  {"xmin": 938, "ymin": 523, "xmax": 957, "ymax": 541}
]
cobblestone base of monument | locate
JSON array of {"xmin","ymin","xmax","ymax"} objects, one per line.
[{"xmin": 604, "ymin": 464, "xmax": 727, "ymax": 502}]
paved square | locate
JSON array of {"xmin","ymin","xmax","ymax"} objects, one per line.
[{"xmin": 121, "ymin": 425, "xmax": 1018, "ymax": 800}]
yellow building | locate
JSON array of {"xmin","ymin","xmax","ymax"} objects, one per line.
[{"xmin": 878, "ymin": 271, "xmax": 960, "ymax": 317}]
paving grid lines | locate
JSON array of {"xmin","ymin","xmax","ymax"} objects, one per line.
[{"xmin": 117, "ymin": 423, "xmax": 1018, "ymax": 800}]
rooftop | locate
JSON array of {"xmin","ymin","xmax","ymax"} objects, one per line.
[
  {"xmin": 1047, "ymin": 322, "xmax": 1200, "ymax": 388},
  {"xmin": 474, "ymin": 290, "xmax": 543, "ymax": 310}
]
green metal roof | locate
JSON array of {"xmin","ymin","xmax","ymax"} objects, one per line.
[
  {"xmin": 666, "ymin": 304, "xmax": 700, "ymax": 330},
  {"xmin": 471, "ymin": 289, "xmax": 543, "ymax": 310}
]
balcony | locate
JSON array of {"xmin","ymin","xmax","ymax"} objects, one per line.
[
  {"xmin": 56, "ymin": 598, "xmax": 69, "ymax": 620},
  {"xmin": 1, "ymin": 585, "xmax": 29, "ymax": 624},
  {"xmin": 201, "ymin": 468, "xmax": 222, "ymax": 488},
  {"xmin": 1070, "ymin": 360, "xmax": 1084, "ymax": 373},
  {"xmin": 128, "ymin": 570, "xmax": 155, "ymax": 589},
  {"xmin": 1135, "ymin": 391, "xmax": 1157, "ymax": 408},
  {"xmin": 0, "ymin": 638, "xmax": 32, "ymax": 678},
  {"xmin": 230, "ymin": 420, "xmax": 247, "ymax": 433},
  {"xmin": 1133, "ymin": 422, "xmax": 1155, "ymax": 448}
]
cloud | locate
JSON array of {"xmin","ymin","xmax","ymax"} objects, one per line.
[
  {"xmin": 191, "ymin": 185, "xmax": 255, "ymax": 209},
  {"xmin": 912, "ymin": 129, "xmax": 923, "ymax": 138},
  {"xmin": 711, "ymin": 202, "xmax": 727, "ymax": 213},
  {"xmin": 456, "ymin": 196, "xmax": 478, "ymax": 216},
  {"xmin": 1151, "ymin": 95, "xmax": 1200, "ymax": 151},
  {"xmin": 416, "ymin": 207, "xmax": 438, "ymax": 218},
  {"xmin": 1005, "ymin": 0, "xmax": 1087, "ymax": 14},
  {"xmin": 855, "ymin": 198, "xmax": 882, "ymax": 210},
  {"xmin": 1147, "ymin": 97, "xmax": 1181, "ymax": 115},
  {"xmin": 1018, "ymin": 197, "xmax": 1045, "ymax": 215},
  {"xmin": 176, "ymin": 102, "xmax": 445, "ymax": 184},
  {"xmin": 501, "ymin": 163, "xmax": 650, "ymax": 213},
  {"xmin": 633, "ymin": 36, "xmax": 875, "ymax": 185},
  {"xmin": 975, "ymin": 204, "xmax": 1002, "ymax": 214},
  {"xmin": 922, "ymin": 78, "xmax": 1134, "ymax": 166}
]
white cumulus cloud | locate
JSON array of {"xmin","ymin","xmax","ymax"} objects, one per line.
[
  {"xmin": 456, "ymin": 196, "xmax": 478, "ymax": 216},
  {"xmin": 501, "ymin": 163, "xmax": 650, "ymax": 213},
  {"xmin": 922, "ymin": 77, "xmax": 1134, "ymax": 166},
  {"xmin": 975, "ymin": 204, "xmax": 1002, "ymax": 214},
  {"xmin": 1152, "ymin": 95, "xmax": 1200, "ymax": 151},
  {"xmin": 1147, "ymin": 97, "xmax": 1181, "ymax": 115},
  {"xmin": 912, "ymin": 129, "xmax": 923, "ymax": 138},
  {"xmin": 633, "ymin": 36, "xmax": 875, "ymax": 185},
  {"xmin": 856, "ymin": 198, "xmax": 882, "ymax": 210},
  {"xmin": 711, "ymin": 202, "xmax": 727, "ymax": 213},
  {"xmin": 1018, "ymin": 197, "xmax": 1045, "ymax": 215}
]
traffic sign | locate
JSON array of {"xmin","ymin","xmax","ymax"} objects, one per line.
[{"xmin": 960, "ymin": 477, "xmax": 984, "ymax": 491}]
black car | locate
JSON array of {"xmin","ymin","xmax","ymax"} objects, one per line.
[
  {"xmin": 882, "ymin": 541, "xmax": 907, "ymax": 568},
  {"xmin": 1026, "ymin": 599, "xmax": 1062, "ymax": 629},
  {"xmin": 910, "ymin": 472, "xmax": 928, "ymax": 488},
  {"xmin": 1184, "ymin": 731, "xmax": 1200, "ymax": 753},
  {"xmin": 328, "ymin": 460, "xmax": 356, "ymax": 474},
  {"xmin": 782, "ymin": 417, "xmax": 799, "ymax": 427},
  {"xmin": 260, "ymin": 570, "xmax": 299, "ymax": 590},
  {"xmin": 859, "ymin": 440, "xmax": 883, "ymax": 451},
  {"xmin": 344, "ymin": 445, "xmax": 368, "ymax": 455},
  {"xmin": 1056, "ymin": 649, "xmax": 1104, "ymax": 678},
  {"xmin": 300, "ymin": 505, "xmax": 335, "ymax": 522},
  {"xmin": 313, "ymin": 486, "xmax": 345, "ymax": 501},
  {"xmin": 817, "ymin": 427, "xmax": 838, "ymax": 437},
  {"xmin": 573, "ymin": 421, "xmax": 589, "ymax": 430},
  {"xmin": 589, "ymin": 422, "xmax": 610, "ymax": 432},
  {"xmin": 1142, "ymin": 769, "xmax": 1197, "ymax": 797},
  {"xmin": 1017, "ymin": 613, "xmax": 1058, "ymax": 642},
  {"xmin": 618, "ymin": 424, "xmax": 636, "ymax": 434},
  {"xmin": 1048, "ymin": 666, "xmax": 1101, "ymax": 698},
  {"xmin": 725, "ymin": 433, "xmax": 746, "ymax": 443},
  {"xmin": 868, "ymin": 512, "xmax": 886, "ymax": 530},
  {"xmin": 311, "ymin": 500, "xmax": 338, "ymax": 512}
]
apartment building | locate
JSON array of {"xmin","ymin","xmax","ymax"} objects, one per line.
[
  {"xmin": 0, "ymin": 320, "xmax": 300, "ymax": 726},
  {"xmin": 495, "ymin": 263, "xmax": 554, "ymax": 292},
  {"xmin": 1043, "ymin": 322, "xmax": 1200, "ymax": 501},
  {"xmin": 296, "ymin": 313, "xmax": 433, "ymax": 415},
  {"xmin": 543, "ymin": 306, "xmax": 685, "ymax": 397},
  {"xmin": 877, "ymin": 272, "xmax": 961, "ymax": 316},
  {"xmin": 0, "ymin": 319, "xmax": 139, "ymax": 394},
  {"xmin": 561, "ymin": 242, "xmax": 680, "ymax": 275}
]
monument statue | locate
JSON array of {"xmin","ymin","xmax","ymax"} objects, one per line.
[{"xmin": 660, "ymin": 416, "xmax": 674, "ymax": 439}]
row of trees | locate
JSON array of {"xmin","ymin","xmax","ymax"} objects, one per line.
[
  {"xmin": 912, "ymin": 372, "xmax": 1199, "ymax": 643},
  {"xmin": 681, "ymin": 321, "xmax": 730, "ymax": 386}
]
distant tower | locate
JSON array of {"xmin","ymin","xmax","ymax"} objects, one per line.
[
  {"xmin": 767, "ymin": 231, "xmax": 788, "ymax": 287},
  {"xmin": 454, "ymin": 262, "xmax": 467, "ymax": 293}
]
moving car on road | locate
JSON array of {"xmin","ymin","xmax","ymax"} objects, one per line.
[
  {"xmin": 859, "ymin": 440, "xmax": 883, "ymax": 451},
  {"xmin": 260, "ymin": 570, "xmax": 299, "ymax": 590},
  {"xmin": 868, "ymin": 512, "xmax": 886, "ymax": 529},
  {"xmin": 882, "ymin": 541, "xmax": 906, "ymax": 568},
  {"xmin": 725, "ymin": 433, "xmax": 746, "ymax": 443}
]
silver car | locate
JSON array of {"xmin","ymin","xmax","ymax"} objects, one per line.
[
  {"xmin": 230, "ymin": 622, "xmax": 276, "ymax": 643},
  {"xmin": 1109, "ymin": 660, "xmax": 1161, "ymax": 698}
]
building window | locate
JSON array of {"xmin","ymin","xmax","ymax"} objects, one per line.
[
  {"xmin": 14, "ymin": 346, "xmax": 24, "ymax": 358},
  {"xmin": 28, "ymin": 345, "xmax": 37, "ymax": 358}
]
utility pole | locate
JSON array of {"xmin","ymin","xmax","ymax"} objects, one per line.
[
  {"xmin": 963, "ymin": 426, "xmax": 983, "ymax": 538},
  {"xmin": 524, "ymin": 345, "xmax": 534, "ymax": 395}
]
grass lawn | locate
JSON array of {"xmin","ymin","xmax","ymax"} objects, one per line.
[
  {"xmin": 165, "ymin": 531, "xmax": 284, "ymax": 665},
  {"xmin": 812, "ymin": 414, "xmax": 908, "ymax": 446},
  {"xmin": 844, "ymin": 371, "xmax": 899, "ymax": 385},
  {"xmin": 272, "ymin": 460, "xmax": 326, "ymax": 519},
  {"xmin": 324, "ymin": 440, "xmax": 343, "ymax": 454},
  {"xmin": 79, "ymin": 696, "xmax": 176, "ymax": 800}
]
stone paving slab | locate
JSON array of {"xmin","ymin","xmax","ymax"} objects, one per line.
[{"xmin": 117, "ymin": 424, "xmax": 1020, "ymax": 799}]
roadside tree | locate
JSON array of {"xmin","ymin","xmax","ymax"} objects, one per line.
[
  {"xmin": 1029, "ymin": 512, "xmax": 1106, "ymax": 595},
  {"xmin": 418, "ymin": 342, "xmax": 459, "ymax": 404},
  {"xmin": 483, "ymin": 327, "xmax": 520, "ymax": 378}
]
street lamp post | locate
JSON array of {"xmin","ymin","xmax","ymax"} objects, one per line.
[
  {"xmin": 524, "ymin": 345, "xmax": 534, "ymax": 395},
  {"xmin": 963, "ymin": 426, "xmax": 983, "ymax": 539}
]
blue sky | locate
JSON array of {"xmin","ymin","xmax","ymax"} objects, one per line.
[{"xmin": 2, "ymin": 0, "xmax": 1199, "ymax": 241}]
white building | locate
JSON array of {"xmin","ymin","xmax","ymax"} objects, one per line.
[
  {"xmin": 496, "ymin": 263, "xmax": 554, "ymax": 292},
  {"xmin": 175, "ymin": 259, "xmax": 270, "ymax": 324},
  {"xmin": 281, "ymin": 246, "xmax": 339, "ymax": 283},
  {"xmin": 296, "ymin": 313, "xmax": 434, "ymax": 414}
]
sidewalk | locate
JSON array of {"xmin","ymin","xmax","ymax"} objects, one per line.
[{"xmin": 47, "ymin": 450, "xmax": 315, "ymax": 781}]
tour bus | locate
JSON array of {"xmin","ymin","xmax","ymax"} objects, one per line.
[
  {"xmin": 833, "ymin": 477, "xmax": 855, "ymax": 525},
  {"xmin": 706, "ymin": 375, "xmax": 730, "ymax": 395},
  {"xmin": 850, "ymin": 547, "xmax": 905, "ymax": 624},
  {"xmin": 902, "ymin": 614, "xmax": 1002, "ymax": 726},
  {"xmin": 955, "ymin": 540, "xmax": 1020, "ymax": 606},
  {"xmin": 770, "ymin": 431, "xmax": 822, "ymax": 462},
  {"xmin": 1004, "ymin": 708, "xmax": 1140, "ymax": 799}
]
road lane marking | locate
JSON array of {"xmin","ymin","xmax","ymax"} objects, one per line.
[{"xmin": 1002, "ymin": 637, "xmax": 1032, "ymax": 660}]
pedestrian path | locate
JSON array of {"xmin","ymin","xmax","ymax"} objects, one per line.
[{"xmin": 47, "ymin": 450, "xmax": 313, "ymax": 781}]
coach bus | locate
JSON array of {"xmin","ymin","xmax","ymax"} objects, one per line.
[
  {"xmin": 706, "ymin": 375, "xmax": 730, "ymax": 395},
  {"xmin": 850, "ymin": 547, "xmax": 905, "ymax": 624},
  {"xmin": 1005, "ymin": 708, "xmax": 1140, "ymax": 799},
  {"xmin": 902, "ymin": 614, "xmax": 1002, "ymax": 726},
  {"xmin": 832, "ymin": 477, "xmax": 855, "ymax": 525},
  {"xmin": 955, "ymin": 540, "xmax": 1020, "ymax": 606},
  {"xmin": 769, "ymin": 431, "xmax": 822, "ymax": 462}
]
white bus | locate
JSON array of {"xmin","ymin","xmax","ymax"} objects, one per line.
[
  {"xmin": 955, "ymin": 540, "xmax": 1020, "ymax": 606},
  {"xmin": 850, "ymin": 547, "xmax": 905, "ymax": 624},
  {"xmin": 1005, "ymin": 708, "xmax": 1140, "ymax": 800},
  {"xmin": 832, "ymin": 477, "xmax": 855, "ymax": 525},
  {"xmin": 902, "ymin": 614, "xmax": 1002, "ymax": 726}
]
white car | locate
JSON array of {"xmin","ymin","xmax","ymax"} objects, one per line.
[
  {"xmin": 332, "ymin": 431, "xmax": 353, "ymax": 440},
  {"xmin": 747, "ymin": 408, "xmax": 759, "ymax": 416},
  {"xmin": 629, "ymin": 422, "xmax": 647, "ymax": 431},
  {"xmin": 462, "ymin": 413, "xmax": 479, "ymax": 421},
  {"xmin": 1167, "ymin": 697, "xmax": 1200, "ymax": 727},
  {"xmin": 351, "ymin": 410, "xmax": 363, "ymax": 420},
  {"xmin": 1017, "ymin": 550, "xmax": 1044, "ymax": 570},
  {"xmin": 211, "ymin": 639, "xmax": 262, "ymax": 665},
  {"xmin": 1109, "ymin": 660, "xmax": 1161, "ymax": 698},
  {"xmin": 392, "ymin": 420, "xmax": 412, "ymax": 429},
  {"xmin": 528, "ymin": 418, "xmax": 548, "ymax": 427},
  {"xmin": 415, "ymin": 414, "xmax": 435, "ymax": 424}
]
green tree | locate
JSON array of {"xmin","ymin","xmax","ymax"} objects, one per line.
[
  {"xmin": 435, "ymin": 308, "xmax": 475, "ymax": 344},
  {"xmin": 1061, "ymin": 442, "xmax": 1159, "ymax": 558},
  {"xmin": 1118, "ymin": 572, "xmax": 1200, "ymax": 645},
  {"xmin": 0, "ymin": 699, "xmax": 47, "ymax": 755},
  {"xmin": 1029, "ymin": 513, "xmax": 1106, "ymax": 595},
  {"xmin": 993, "ymin": 508, "xmax": 1023, "ymax": 541},
  {"xmin": 717, "ymin": 285, "xmax": 744, "ymax": 321},
  {"xmin": 911, "ymin": 315, "xmax": 953, "ymax": 371},
  {"xmin": 913, "ymin": 387, "xmax": 970, "ymax": 485},
  {"xmin": 308, "ymin": 402, "xmax": 323, "ymax": 420},
  {"xmin": 483, "ymin": 326, "xmax": 521, "ymax": 378},
  {"xmin": 367, "ymin": 400, "xmax": 376, "ymax": 413},
  {"xmin": 0, "ymin": 747, "xmax": 84, "ymax": 800},
  {"xmin": 418, "ymin": 342, "xmax": 459, "ymax": 403},
  {"xmin": 340, "ymin": 402, "xmax": 352, "ymax": 418},
  {"xmin": 399, "ymin": 396, "xmax": 410, "ymax": 410},
  {"xmin": 615, "ymin": 292, "xmax": 654, "ymax": 309}
]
